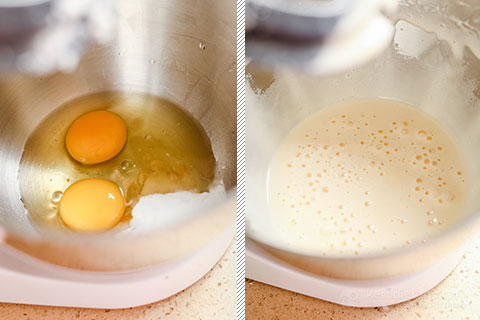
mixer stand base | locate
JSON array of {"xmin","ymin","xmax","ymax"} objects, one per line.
[
  {"xmin": 0, "ymin": 228, "xmax": 233, "ymax": 309},
  {"xmin": 246, "ymin": 238, "xmax": 463, "ymax": 307}
]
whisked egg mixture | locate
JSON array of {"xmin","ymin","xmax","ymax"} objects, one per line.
[{"xmin": 268, "ymin": 98, "xmax": 468, "ymax": 255}]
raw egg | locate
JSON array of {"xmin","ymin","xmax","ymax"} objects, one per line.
[
  {"xmin": 59, "ymin": 178, "xmax": 125, "ymax": 232},
  {"xmin": 66, "ymin": 110, "xmax": 127, "ymax": 164}
]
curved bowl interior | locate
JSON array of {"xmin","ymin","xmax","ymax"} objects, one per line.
[
  {"xmin": 246, "ymin": 1, "xmax": 480, "ymax": 279},
  {"xmin": 0, "ymin": 0, "xmax": 236, "ymax": 270}
]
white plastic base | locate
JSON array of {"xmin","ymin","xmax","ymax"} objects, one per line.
[
  {"xmin": 0, "ymin": 227, "xmax": 234, "ymax": 309},
  {"xmin": 246, "ymin": 238, "xmax": 463, "ymax": 307}
]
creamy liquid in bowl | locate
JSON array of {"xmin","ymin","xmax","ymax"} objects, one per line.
[{"xmin": 268, "ymin": 98, "xmax": 468, "ymax": 255}]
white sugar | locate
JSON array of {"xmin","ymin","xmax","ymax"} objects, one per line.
[{"xmin": 127, "ymin": 184, "xmax": 227, "ymax": 233}]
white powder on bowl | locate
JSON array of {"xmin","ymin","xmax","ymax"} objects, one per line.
[{"xmin": 126, "ymin": 184, "xmax": 227, "ymax": 233}]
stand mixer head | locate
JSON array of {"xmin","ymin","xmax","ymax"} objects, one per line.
[
  {"xmin": 246, "ymin": 0, "xmax": 398, "ymax": 75},
  {"xmin": 0, "ymin": 0, "xmax": 116, "ymax": 74}
]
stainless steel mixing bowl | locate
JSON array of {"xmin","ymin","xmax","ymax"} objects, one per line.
[
  {"xmin": 247, "ymin": 0, "xmax": 480, "ymax": 279},
  {"xmin": 0, "ymin": 0, "xmax": 236, "ymax": 271}
]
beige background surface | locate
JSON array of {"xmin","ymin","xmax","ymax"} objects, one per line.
[
  {"xmin": 246, "ymin": 233, "xmax": 480, "ymax": 320},
  {"xmin": 0, "ymin": 240, "xmax": 236, "ymax": 320}
]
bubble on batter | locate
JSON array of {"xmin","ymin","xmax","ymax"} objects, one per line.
[{"xmin": 418, "ymin": 130, "xmax": 427, "ymax": 137}]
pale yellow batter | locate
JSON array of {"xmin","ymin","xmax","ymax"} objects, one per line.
[{"xmin": 268, "ymin": 98, "xmax": 468, "ymax": 256}]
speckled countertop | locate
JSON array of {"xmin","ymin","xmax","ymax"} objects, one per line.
[
  {"xmin": 0, "ymin": 240, "xmax": 236, "ymax": 320},
  {"xmin": 246, "ymin": 233, "xmax": 480, "ymax": 320}
]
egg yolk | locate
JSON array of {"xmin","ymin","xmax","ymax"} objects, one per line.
[
  {"xmin": 59, "ymin": 178, "xmax": 125, "ymax": 232},
  {"xmin": 65, "ymin": 110, "xmax": 127, "ymax": 164}
]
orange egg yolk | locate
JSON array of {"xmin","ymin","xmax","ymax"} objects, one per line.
[
  {"xmin": 59, "ymin": 178, "xmax": 125, "ymax": 232},
  {"xmin": 65, "ymin": 110, "xmax": 127, "ymax": 164}
]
